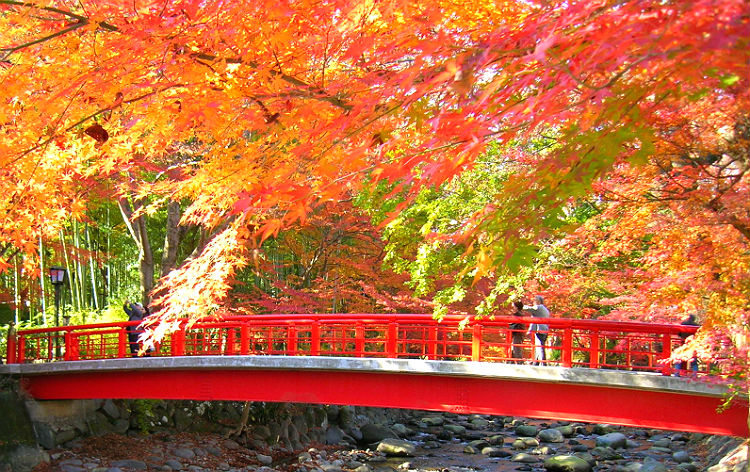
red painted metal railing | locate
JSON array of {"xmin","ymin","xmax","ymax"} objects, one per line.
[{"xmin": 5, "ymin": 314, "xmax": 698, "ymax": 374}]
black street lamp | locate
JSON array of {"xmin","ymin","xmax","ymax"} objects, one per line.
[{"xmin": 48, "ymin": 266, "xmax": 67, "ymax": 328}]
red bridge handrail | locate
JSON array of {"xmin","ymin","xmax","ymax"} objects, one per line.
[{"xmin": 5, "ymin": 313, "xmax": 698, "ymax": 375}]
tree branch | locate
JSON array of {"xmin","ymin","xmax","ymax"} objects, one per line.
[
  {"xmin": 0, "ymin": 0, "xmax": 119, "ymax": 31},
  {"xmin": 1, "ymin": 21, "xmax": 86, "ymax": 56}
]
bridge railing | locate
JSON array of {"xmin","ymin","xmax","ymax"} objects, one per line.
[{"xmin": 4, "ymin": 314, "xmax": 698, "ymax": 374}]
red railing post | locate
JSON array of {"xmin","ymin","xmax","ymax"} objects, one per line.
[
  {"xmin": 64, "ymin": 331, "xmax": 73, "ymax": 361},
  {"xmin": 287, "ymin": 324, "xmax": 298, "ymax": 355},
  {"xmin": 355, "ymin": 324, "xmax": 365, "ymax": 357},
  {"xmin": 172, "ymin": 328, "xmax": 186, "ymax": 356},
  {"xmin": 17, "ymin": 336, "xmax": 25, "ymax": 364},
  {"xmin": 311, "ymin": 322, "xmax": 320, "ymax": 356},
  {"xmin": 387, "ymin": 322, "xmax": 398, "ymax": 357},
  {"xmin": 661, "ymin": 332, "xmax": 672, "ymax": 376},
  {"xmin": 6, "ymin": 324, "xmax": 17, "ymax": 364},
  {"xmin": 428, "ymin": 326, "xmax": 438, "ymax": 360},
  {"xmin": 73, "ymin": 333, "xmax": 81, "ymax": 360},
  {"xmin": 590, "ymin": 333, "xmax": 600, "ymax": 369},
  {"xmin": 240, "ymin": 325, "xmax": 249, "ymax": 355},
  {"xmin": 562, "ymin": 327, "xmax": 573, "ymax": 368},
  {"xmin": 118, "ymin": 328, "xmax": 128, "ymax": 358},
  {"xmin": 226, "ymin": 328, "xmax": 236, "ymax": 355},
  {"xmin": 471, "ymin": 325, "xmax": 482, "ymax": 362},
  {"xmin": 47, "ymin": 333, "xmax": 54, "ymax": 361}
]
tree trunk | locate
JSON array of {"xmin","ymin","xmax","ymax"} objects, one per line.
[
  {"xmin": 118, "ymin": 196, "xmax": 154, "ymax": 305},
  {"xmin": 38, "ymin": 235, "xmax": 47, "ymax": 325},
  {"xmin": 161, "ymin": 201, "xmax": 183, "ymax": 278}
]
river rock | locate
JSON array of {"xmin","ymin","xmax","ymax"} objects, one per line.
[
  {"xmin": 391, "ymin": 423, "xmax": 410, "ymax": 437},
  {"xmin": 591, "ymin": 446, "xmax": 621, "ymax": 460},
  {"xmin": 487, "ymin": 434, "xmax": 504, "ymax": 445},
  {"xmin": 111, "ymin": 460, "xmax": 146, "ymax": 470},
  {"xmin": 539, "ymin": 428, "xmax": 565, "ymax": 443},
  {"xmin": 512, "ymin": 452, "xmax": 539, "ymax": 463},
  {"xmin": 596, "ymin": 432, "xmax": 628, "ymax": 449},
  {"xmin": 173, "ymin": 448, "xmax": 195, "ymax": 460},
  {"xmin": 640, "ymin": 457, "xmax": 668, "ymax": 472},
  {"xmin": 516, "ymin": 425, "xmax": 540, "ymax": 437},
  {"xmin": 543, "ymin": 455, "xmax": 592, "ymax": 472},
  {"xmin": 617, "ymin": 463, "xmax": 644, "ymax": 472},
  {"xmin": 534, "ymin": 446, "xmax": 555, "ymax": 455},
  {"xmin": 593, "ymin": 424, "xmax": 615, "ymax": 435},
  {"xmin": 376, "ymin": 438, "xmax": 415, "ymax": 456},
  {"xmin": 512, "ymin": 439, "xmax": 527, "ymax": 450},
  {"xmin": 468, "ymin": 439, "xmax": 490, "ymax": 450},
  {"xmin": 444, "ymin": 424, "xmax": 466, "ymax": 436},
  {"xmin": 361, "ymin": 424, "xmax": 397, "ymax": 444},
  {"xmin": 650, "ymin": 446, "xmax": 673, "ymax": 454},
  {"xmin": 556, "ymin": 425, "xmax": 575, "ymax": 437},
  {"xmin": 61, "ymin": 465, "xmax": 85, "ymax": 472},
  {"xmin": 257, "ymin": 453, "xmax": 273, "ymax": 465},
  {"xmin": 652, "ymin": 438, "xmax": 671, "ymax": 448},
  {"xmin": 470, "ymin": 417, "xmax": 489, "ymax": 429},
  {"xmin": 673, "ymin": 450, "xmax": 692, "ymax": 463},
  {"xmin": 482, "ymin": 447, "xmax": 511, "ymax": 457},
  {"xmin": 463, "ymin": 444, "xmax": 481, "ymax": 454},
  {"xmin": 421, "ymin": 416, "xmax": 444, "ymax": 426},
  {"xmin": 326, "ymin": 425, "xmax": 345, "ymax": 444},
  {"xmin": 165, "ymin": 459, "xmax": 184, "ymax": 470},
  {"xmin": 678, "ymin": 464, "xmax": 698, "ymax": 472}
]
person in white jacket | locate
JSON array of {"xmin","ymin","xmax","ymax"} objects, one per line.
[{"xmin": 524, "ymin": 295, "xmax": 550, "ymax": 364}]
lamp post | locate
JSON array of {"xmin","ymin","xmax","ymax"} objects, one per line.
[
  {"xmin": 49, "ymin": 266, "xmax": 67, "ymax": 358},
  {"xmin": 49, "ymin": 266, "xmax": 67, "ymax": 327}
]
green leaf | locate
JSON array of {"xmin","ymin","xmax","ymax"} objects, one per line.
[{"xmin": 720, "ymin": 74, "xmax": 740, "ymax": 87}]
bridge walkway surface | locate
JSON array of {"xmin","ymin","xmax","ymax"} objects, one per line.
[{"xmin": 1, "ymin": 314, "xmax": 746, "ymax": 436}]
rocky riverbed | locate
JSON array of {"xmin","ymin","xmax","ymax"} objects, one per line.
[{"xmin": 30, "ymin": 411, "xmax": 748, "ymax": 472}]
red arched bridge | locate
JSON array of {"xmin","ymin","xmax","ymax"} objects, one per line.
[{"xmin": 1, "ymin": 314, "xmax": 745, "ymax": 437}]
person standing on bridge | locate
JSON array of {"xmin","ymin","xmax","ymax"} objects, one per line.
[
  {"xmin": 674, "ymin": 313, "xmax": 700, "ymax": 376},
  {"xmin": 124, "ymin": 301, "xmax": 150, "ymax": 356},
  {"xmin": 509, "ymin": 301, "xmax": 526, "ymax": 363},
  {"xmin": 524, "ymin": 295, "xmax": 550, "ymax": 365}
]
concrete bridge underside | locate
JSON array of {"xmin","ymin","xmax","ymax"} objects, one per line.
[{"xmin": 1, "ymin": 356, "xmax": 745, "ymax": 437}]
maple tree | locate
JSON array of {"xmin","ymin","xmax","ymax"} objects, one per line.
[
  {"xmin": 224, "ymin": 200, "xmax": 433, "ymax": 316},
  {"xmin": 1, "ymin": 0, "xmax": 747, "ymax": 342}
]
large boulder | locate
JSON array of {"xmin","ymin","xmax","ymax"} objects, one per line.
[
  {"xmin": 0, "ymin": 445, "xmax": 49, "ymax": 472},
  {"xmin": 0, "ymin": 391, "xmax": 49, "ymax": 472}
]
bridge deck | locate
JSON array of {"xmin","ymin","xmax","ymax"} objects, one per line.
[{"xmin": 2, "ymin": 356, "xmax": 744, "ymax": 437}]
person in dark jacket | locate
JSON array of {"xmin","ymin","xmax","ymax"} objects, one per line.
[
  {"xmin": 509, "ymin": 301, "xmax": 526, "ymax": 363},
  {"xmin": 123, "ymin": 301, "xmax": 149, "ymax": 355}
]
